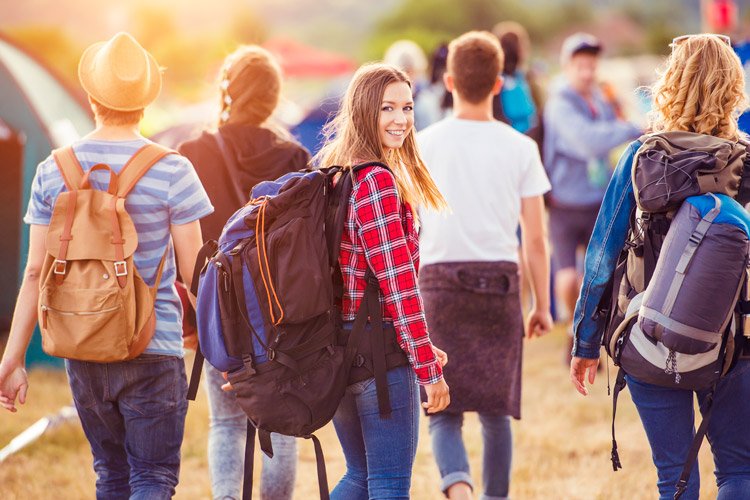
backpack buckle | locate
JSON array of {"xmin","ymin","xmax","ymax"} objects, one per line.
[
  {"xmin": 242, "ymin": 354, "xmax": 256, "ymax": 376},
  {"xmin": 114, "ymin": 261, "xmax": 128, "ymax": 277},
  {"xmin": 53, "ymin": 259, "xmax": 67, "ymax": 275}
]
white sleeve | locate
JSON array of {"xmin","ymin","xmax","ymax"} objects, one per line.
[{"xmin": 520, "ymin": 142, "xmax": 551, "ymax": 198}]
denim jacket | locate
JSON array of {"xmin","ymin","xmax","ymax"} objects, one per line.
[{"xmin": 572, "ymin": 140, "xmax": 642, "ymax": 359}]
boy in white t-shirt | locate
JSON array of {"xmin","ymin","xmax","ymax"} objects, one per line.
[{"xmin": 417, "ymin": 31, "xmax": 552, "ymax": 500}]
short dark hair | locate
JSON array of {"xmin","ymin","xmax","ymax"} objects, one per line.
[{"xmin": 447, "ymin": 31, "xmax": 504, "ymax": 104}]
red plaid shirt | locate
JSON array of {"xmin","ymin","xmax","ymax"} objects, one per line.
[{"xmin": 339, "ymin": 165, "xmax": 442, "ymax": 385}]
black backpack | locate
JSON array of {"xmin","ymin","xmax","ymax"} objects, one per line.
[
  {"xmin": 188, "ymin": 162, "xmax": 408, "ymax": 500},
  {"xmin": 595, "ymin": 132, "xmax": 750, "ymax": 499}
]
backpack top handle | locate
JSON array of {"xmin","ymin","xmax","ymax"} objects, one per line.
[{"xmin": 79, "ymin": 164, "xmax": 119, "ymax": 195}]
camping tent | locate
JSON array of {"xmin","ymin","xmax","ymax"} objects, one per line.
[
  {"xmin": 263, "ymin": 37, "xmax": 356, "ymax": 78},
  {"xmin": 0, "ymin": 33, "xmax": 94, "ymax": 367}
]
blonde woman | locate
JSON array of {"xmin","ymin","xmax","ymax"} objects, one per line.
[
  {"xmin": 314, "ymin": 63, "xmax": 450, "ymax": 499},
  {"xmin": 570, "ymin": 34, "xmax": 750, "ymax": 499},
  {"xmin": 178, "ymin": 46, "xmax": 309, "ymax": 500}
]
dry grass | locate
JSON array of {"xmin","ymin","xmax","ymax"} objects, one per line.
[{"xmin": 0, "ymin": 328, "xmax": 718, "ymax": 499}]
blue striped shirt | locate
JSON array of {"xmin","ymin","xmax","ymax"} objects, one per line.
[{"xmin": 24, "ymin": 138, "xmax": 214, "ymax": 358}]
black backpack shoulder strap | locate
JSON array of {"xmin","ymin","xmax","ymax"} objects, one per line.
[
  {"xmin": 736, "ymin": 143, "xmax": 750, "ymax": 207},
  {"xmin": 213, "ymin": 131, "xmax": 248, "ymax": 207}
]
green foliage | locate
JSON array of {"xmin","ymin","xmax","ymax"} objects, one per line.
[
  {"xmin": 366, "ymin": 0, "xmax": 594, "ymax": 61},
  {"xmin": 128, "ymin": 4, "xmax": 268, "ymax": 101}
]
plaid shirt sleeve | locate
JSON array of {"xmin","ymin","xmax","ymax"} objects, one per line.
[{"xmin": 353, "ymin": 168, "xmax": 442, "ymax": 385}]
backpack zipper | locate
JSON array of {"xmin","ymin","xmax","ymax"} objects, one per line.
[{"xmin": 41, "ymin": 304, "xmax": 122, "ymax": 329}]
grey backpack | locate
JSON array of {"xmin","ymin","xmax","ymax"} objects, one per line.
[{"xmin": 597, "ymin": 132, "xmax": 750, "ymax": 499}]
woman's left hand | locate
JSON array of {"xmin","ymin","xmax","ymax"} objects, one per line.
[{"xmin": 432, "ymin": 345, "xmax": 448, "ymax": 367}]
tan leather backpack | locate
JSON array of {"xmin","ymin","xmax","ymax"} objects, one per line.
[{"xmin": 38, "ymin": 143, "xmax": 175, "ymax": 362}]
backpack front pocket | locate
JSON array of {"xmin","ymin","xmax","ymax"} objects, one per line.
[{"xmin": 40, "ymin": 287, "xmax": 129, "ymax": 361}]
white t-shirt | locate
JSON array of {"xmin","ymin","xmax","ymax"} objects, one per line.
[{"xmin": 417, "ymin": 117, "xmax": 550, "ymax": 266}]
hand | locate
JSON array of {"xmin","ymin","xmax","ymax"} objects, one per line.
[
  {"xmin": 422, "ymin": 378, "xmax": 450, "ymax": 414},
  {"xmin": 0, "ymin": 361, "xmax": 29, "ymax": 413},
  {"xmin": 432, "ymin": 345, "xmax": 448, "ymax": 367},
  {"xmin": 526, "ymin": 308, "xmax": 553, "ymax": 338},
  {"xmin": 182, "ymin": 331, "xmax": 198, "ymax": 351},
  {"xmin": 220, "ymin": 371, "xmax": 233, "ymax": 392},
  {"xmin": 570, "ymin": 356, "xmax": 600, "ymax": 396}
]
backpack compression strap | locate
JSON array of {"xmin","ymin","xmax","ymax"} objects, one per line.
[{"xmin": 51, "ymin": 146, "xmax": 85, "ymax": 192}]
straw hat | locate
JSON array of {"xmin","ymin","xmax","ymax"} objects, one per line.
[{"xmin": 78, "ymin": 32, "xmax": 161, "ymax": 111}]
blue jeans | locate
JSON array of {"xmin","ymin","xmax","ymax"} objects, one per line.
[
  {"xmin": 66, "ymin": 354, "xmax": 188, "ymax": 500},
  {"xmin": 626, "ymin": 359, "xmax": 750, "ymax": 500},
  {"xmin": 204, "ymin": 361, "xmax": 297, "ymax": 500},
  {"xmin": 429, "ymin": 413, "xmax": 512, "ymax": 500},
  {"xmin": 331, "ymin": 365, "xmax": 419, "ymax": 500}
]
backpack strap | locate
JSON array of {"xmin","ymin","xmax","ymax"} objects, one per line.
[
  {"xmin": 212, "ymin": 131, "xmax": 248, "ymax": 207},
  {"xmin": 673, "ymin": 388, "xmax": 716, "ymax": 499},
  {"xmin": 738, "ymin": 151, "xmax": 750, "ymax": 208},
  {"xmin": 117, "ymin": 143, "xmax": 176, "ymax": 198},
  {"xmin": 51, "ymin": 146, "xmax": 85, "ymax": 192},
  {"xmin": 242, "ymin": 420, "xmax": 256, "ymax": 500},
  {"xmin": 308, "ymin": 434, "xmax": 330, "ymax": 500},
  {"xmin": 610, "ymin": 367, "xmax": 626, "ymax": 472},
  {"xmin": 49, "ymin": 147, "xmax": 84, "ymax": 284}
]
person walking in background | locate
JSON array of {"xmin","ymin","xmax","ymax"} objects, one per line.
[
  {"xmin": 491, "ymin": 21, "xmax": 544, "ymax": 140},
  {"xmin": 543, "ymin": 32, "xmax": 641, "ymax": 363},
  {"xmin": 178, "ymin": 45, "xmax": 308, "ymax": 500},
  {"xmin": 384, "ymin": 40, "xmax": 432, "ymax": 131},
  {"xmin": 0, "ymin": 32, "xmax": 213, "ymax": 498},
  {"xmin": 418, "ymin": 43, "xmax": 453, "ymax": 128},
  {"xmin": 570, "ymin": 34, "xmax": 750, "ymax": 499},
  {"xmin": 418, "ymin": 31, "xmax": 553, "ymax": 500},
  {"xmin": 314, "ymin": 62, "xmax": 450, "ymax": 500}
]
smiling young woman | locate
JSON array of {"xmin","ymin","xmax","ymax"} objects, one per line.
[
  {"xmin": 313, "ymin": 63, "xmax": 449, "ymax": 499},
  {"xmin": 379, "ymin": 81, "xmax": 414, "ymax": 150}
]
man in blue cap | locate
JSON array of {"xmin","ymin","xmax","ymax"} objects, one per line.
[{"xmin": 543, "ymin": 33, "xmax": 642, "ymax": 363}]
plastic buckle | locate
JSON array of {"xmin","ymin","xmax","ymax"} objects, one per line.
[
  {"xmin": 53, "ymin": 259, "xmax": 67, "ymax": 275},
  {"xmin": 242, "ymin": 354, "xmax": 256, "ymax": 376},
  {"xmin": 114, "ymin": 261, "xmax": 128, "ymax": 277}
]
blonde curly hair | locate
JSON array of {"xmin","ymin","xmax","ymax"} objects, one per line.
[{"xmin": 650, "ymin": 34, "xmax": 747, "ymax": 141}]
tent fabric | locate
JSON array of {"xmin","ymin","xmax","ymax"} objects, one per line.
[
  {"xmin": 263, "ymin": 38, "xmax": 356, "ymax": 78},
  {"xmin": 0, "ymin": 34, "xmax": 94, "ymax": 368}
]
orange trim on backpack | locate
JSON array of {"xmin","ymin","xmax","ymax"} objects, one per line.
[{"xmin": 255, "ymin": 200, "xmax": 284, "ymax": 326}]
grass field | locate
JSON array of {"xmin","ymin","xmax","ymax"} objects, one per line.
[{"xmin": 0, "ymin": 328, "xmax": 718, "ymax": 499}]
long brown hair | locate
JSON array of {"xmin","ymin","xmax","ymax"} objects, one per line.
[
  {"xmin": 650, "ymin": 34, "xmax": 747, "ymax": 140},
  {"xmin": 314, "ymin": 63, "xmax": 446, "ymax": 211}
]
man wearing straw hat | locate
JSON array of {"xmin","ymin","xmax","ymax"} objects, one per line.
[{"xmin": 0, "ymin": 32, "xmax": 213, "ymax": 498}]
